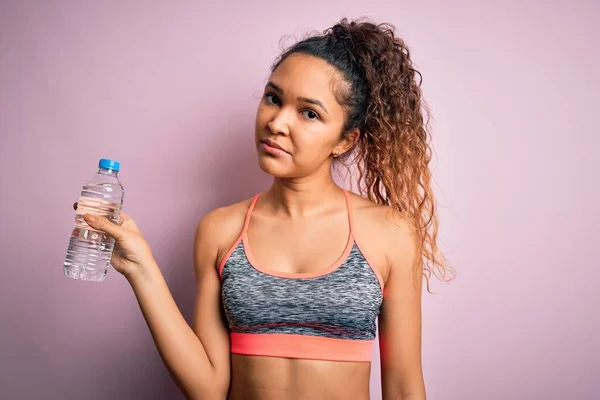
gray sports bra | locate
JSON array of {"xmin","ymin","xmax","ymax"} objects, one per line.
[{"xmin": 218, "ymin": 190, "xmax": 384, "ymax": 362}]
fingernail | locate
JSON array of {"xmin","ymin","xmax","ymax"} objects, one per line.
[{"xmin": 84, "ymin": 214, "xmax": 96, "ymax": 224}]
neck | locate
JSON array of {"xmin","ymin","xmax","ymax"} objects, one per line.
[{"xmin": 265, "ymin": 172, "xmax": 344, "ymax": 218}]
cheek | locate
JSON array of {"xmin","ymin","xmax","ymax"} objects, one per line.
[
  {"xmin": 292, "ymin": 130, "xmax": 334, "ymax": 160},
  {"xmin": 255, "ymin": 102, "xmax": 269, "ymax": 124},
  {"xmin": 255, "ymin": 106, "xmax": 263, "ymax": 126}
]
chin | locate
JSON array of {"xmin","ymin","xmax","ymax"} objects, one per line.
[{"xmin": 256, "ymin": 153, "xmax": 294, "ymax": 178}]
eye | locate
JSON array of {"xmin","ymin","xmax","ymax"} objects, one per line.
[
  {"xmin": 302, "ymin": 109, "xmax": 320, "ymax": 121},
  {"xmin": 264, "ymin": 93, "xmax": 280, "ymax": 106}
]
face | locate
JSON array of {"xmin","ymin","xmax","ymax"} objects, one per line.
[{"xmin": 254, "ymin": 53, "xmax": 358, "ymax": 179}]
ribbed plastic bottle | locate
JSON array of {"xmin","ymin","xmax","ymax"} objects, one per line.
[{"xmin": 63, "ymin": 159, "xmax": 124, "ymax": 282}]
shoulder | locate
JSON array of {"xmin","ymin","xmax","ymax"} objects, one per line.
[
  {"xmin": 348, "ymin": 190, "xmax": 410, "ymax": 226},
  {"xmin": 348, "ymin": 191, "xmax": 419, "ymax": 282},
  {"xmin": 194, "ymin": 197, "xmax": 254, "ymax": 269},
  {"xmin": 197, "ymin": 198, "xmax": 252, "ymax": 236}
]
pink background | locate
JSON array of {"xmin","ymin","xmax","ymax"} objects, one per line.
[{"xmin": 1, "ymin": 1, "xmax": 598, "ymax": 399}]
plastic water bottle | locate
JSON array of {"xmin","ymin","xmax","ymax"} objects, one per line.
[{"xmin": 63, "ymin": 159, "xmax": 125, "ymax": 282}]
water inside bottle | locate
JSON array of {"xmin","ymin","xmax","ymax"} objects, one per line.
[{"xmin": 63, "ymin": 186, "xmax": 122, "ymax": 282}]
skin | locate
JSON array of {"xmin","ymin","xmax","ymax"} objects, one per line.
[{"xmin": 81, "ymin": 53, "xmax": 425, "ymax": 399}]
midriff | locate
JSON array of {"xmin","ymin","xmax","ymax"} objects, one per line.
[{"xmin": 227, "ymin": 354, "xmax": 373, "ymax": 400}]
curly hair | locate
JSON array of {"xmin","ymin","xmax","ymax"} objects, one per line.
[{"xmin": 271, "ymin": 18, "xmax": 454, "ymax": 290}]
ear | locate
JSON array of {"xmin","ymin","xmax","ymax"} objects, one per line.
[{"xmin": 333, "ymin": 128, "xmax": 360, "ymax": 157}]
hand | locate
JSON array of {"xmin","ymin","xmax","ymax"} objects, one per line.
[{"xmin": 73, "ymin": 202, "xmax": 155, "ymax": 280}]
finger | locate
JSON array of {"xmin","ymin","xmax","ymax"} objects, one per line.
[
  {"xmin": 118, "ymin": 216, "xmax": 124, "ymax": 226},
  {"xmin": 84, "ymin": 214, "xmax": 124, "ymax": 239},
  {"xmin": 120, "ymin": 213, "xmax": 141, "ymax": 233}
]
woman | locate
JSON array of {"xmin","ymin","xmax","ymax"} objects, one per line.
[{"xmin": 80, "ymin": 18, "xmax": 452, "ymax": 400}]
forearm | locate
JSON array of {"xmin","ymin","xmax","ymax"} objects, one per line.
[{"xmin": 127, "ymin": 263, "xmax": 225, "ymax": 399}]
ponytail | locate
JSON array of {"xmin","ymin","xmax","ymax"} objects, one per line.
[{"xmin": 272, "ymin": 18, "xmax": 455, "ymax": 290}]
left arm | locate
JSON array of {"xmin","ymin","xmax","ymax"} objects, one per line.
[{"xmin": 378, "ymin": 214, "xmax": 426, "ymax": 400}]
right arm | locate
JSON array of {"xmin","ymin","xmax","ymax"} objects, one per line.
[{"xmin": 84, "ymin": 209, "xmax": 232, "ymax": 399}]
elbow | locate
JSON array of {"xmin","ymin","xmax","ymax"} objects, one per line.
[
  {"xmin": 182, "ymin": 384, "xmax": 229, "ymax": 400},
  {"xmin": 195, "ymin": 380, "xmax": 230, "ymax": 400},
  {"xmin": 382, "ymin": 378, "xmax": 426, "ymax": 400},
  {"xmin": 383, "ymin": 389, "xmax": 426, "ymax": 400},
  {"xmin": 171, "ymin": 368, "xmax": 230, "ymax": 400},
  {"xmin": 401, "ymin": 391, "xmax": 426, "ymax": 400},
  {"xmin": 399, "ymin": 382, "xmax": 426, "ymax": 400},
  {"xmin": 209, "ymin": 367, "xmax": 230, "ymax": 399}
]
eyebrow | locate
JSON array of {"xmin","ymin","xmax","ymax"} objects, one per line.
[{"xmin": 266, "ymin": 81, "xmax": 329, "ymax": 114}]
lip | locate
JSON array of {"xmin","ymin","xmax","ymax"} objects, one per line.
[{"xmin": 261, "ymin": 139, "xmax": 289, "ymax": 154}]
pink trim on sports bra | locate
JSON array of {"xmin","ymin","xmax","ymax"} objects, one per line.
[{"xmin": 218, "ymin": 189, "xmax": 385, "ymax": 291}]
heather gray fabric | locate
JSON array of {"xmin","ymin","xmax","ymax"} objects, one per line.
[{"xmin": 220, "ymin": 239, "xmax": 383, "ymax": 341}]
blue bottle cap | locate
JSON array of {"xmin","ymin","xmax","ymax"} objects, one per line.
[{"xmin": 99, "ymin": 158, "xmax": 120, "ymax": 172}]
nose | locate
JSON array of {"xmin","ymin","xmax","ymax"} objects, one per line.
[{"xmin": 267, "ymin": 110, "xmax": 291, "ymax": 136}]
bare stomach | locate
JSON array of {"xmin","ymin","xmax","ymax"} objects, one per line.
[{"xmin": 226, "ymin": 354, "xmax": 372, "ymax": 400}]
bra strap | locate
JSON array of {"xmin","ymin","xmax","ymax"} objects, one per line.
[
  {"xmin": 242, "ymin": 193, "xmax": 260, "ymax": 235},
  {"xmin": 343, "ymin": 189, "xmax": 355, "ymax": 236}
]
